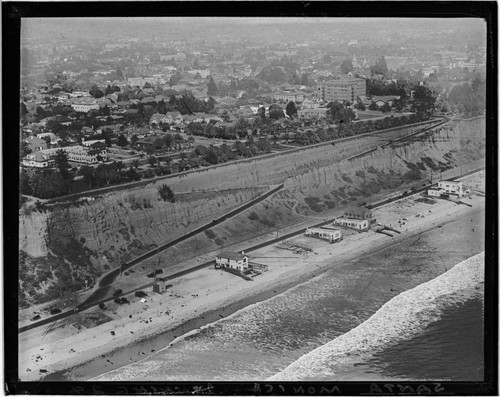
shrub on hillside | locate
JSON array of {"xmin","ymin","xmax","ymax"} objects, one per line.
[
  {"xmin": 248, "ymin": 211, "xmax": 259, "ymax": 221},
  {"xmin": 304, "ymin": 196, "xmax": 323, "ymax": 212}
]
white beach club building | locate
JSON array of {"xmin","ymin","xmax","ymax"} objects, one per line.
[
  {"xmin": 427, "ymin": 180, "xmax": 464, "ymax": 198},
  {"xmin": 305, "ymin": 227, "xmax": 343, "ymax": 243},
  {"xmin": 215, "ymin": 251, "xmax": 249, "ymax": 272}
]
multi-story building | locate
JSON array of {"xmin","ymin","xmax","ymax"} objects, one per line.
[
  {"xmin": 317, "ymin": 78, "xmax": 366, "ymax": 103},
  {"xmin": 23, "ymin": 145, "xmax": 108, "ymax": 167},
  {"xmin": 71, "ymin": 101, "xmax": 100, "ymax": 113}
]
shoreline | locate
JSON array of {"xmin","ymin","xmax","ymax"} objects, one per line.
[
  {"xmin": 19, "ymin": 170, "xmax": 485, "ymax": 382},
  {"xmin": 46, "ymin": 202, "xmax": 484, "ymax": 381},
  {"xmin": 270, "ymin": 252, "xmax": 485, "ymax": 381}
]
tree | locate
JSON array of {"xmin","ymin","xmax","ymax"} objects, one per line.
[
  {"xmin": 300, "ymin": 73, "xmax": 309, "ymax": 86},
  {"xmin": 89, "ymin": 84, "xmax": 105, "ymax": 99},
  {"xmin": 256, "ymin": 138, "xmax": 272, "ymax": 153},
  {"xmin": 55, "ymin": 149, "xmax": 72, "ymax": 180},
  {"xmin": 131, "ymin": 159, "xmax": 140, "ymax": 170},
  {"xmin": 354, "ymin": 101, "xmax": 366, "ymax": 111},
  {"xmin": 130, "ymin": 134, "xmax": 139, "ymax": 147},
  {"xmin": 412, "ymin": 85, "xmax": 436, "ymax": 118},
  {"xmin": 148, "ymin": 155, "xmax": 158, "ymax": 167},
  {"xmin": 79, "ymin": 165, "xmax": 97, "ymax": 188},
  {"xmin": 20, "ymin": 169, "xmax": 32, "ymax": 195},
  {"xmin": 285, "ymin": 101, "xmax": 298, "ymax": 119},
  {"xmin": 326, "ymin": 101, "xmax": 356, "ymax": 124},
  {"xmin": 207, "ymin": 76, "xmax": 218, "ymax": 96},
  {"xmin": 20, "ymin": 140, "xmax": 32, "ymax": 158},
  {"xmin": 257, "ymin": 107, "xmax": 265, "ymax": 119},
  {"xmin": 158, "ymin": 184, "xmax": 175, "ymax": 202},
  {"xmin": 371, "ymin": 56, "xmax": 388, "ymax": 76},
  {"xmin": 117, "ymin": 134, "xmax": 128, "ymax": 148},
  {"xmin": 31, "ymin": 170, "xmax": 70, "ymax": 198},
  {"xmin": 341, "ymin": 58, "xmax": 353, "ymax": 74},
  {"xmin": 368, "ymin": 101, "xmax": 378, "ymax": 111},
  {"xmin": 268, "ymin": 104, "xmax": 285, "ymax": 120},
  {"xmin": 381, "ymin": 102, "xmax": 392, "ymax": 113}
]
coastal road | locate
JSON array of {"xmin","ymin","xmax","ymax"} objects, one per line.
[{"xmin": 19, "ymin": 163, "xmax": 483, "ymax": 334}]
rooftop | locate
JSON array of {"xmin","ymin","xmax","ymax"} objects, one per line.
[{"xmin": 216, "ymin": 251, "xmax": 247, "ymax": 261}]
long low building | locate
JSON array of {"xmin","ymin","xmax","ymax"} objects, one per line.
[
  {"xmin": 297, "ymin": 108, "xmax": 328, "ymax": 119},
  {"xmin": 22, "ymin": 145, "xmax": 108, "ymax": 167},
  {"xmin": 333, "ymin": 217, "xmax": 370, "ymax": 232},
  {"xmin": 305, "ymin": 227, "xmax": 342, "ymax": 243}
]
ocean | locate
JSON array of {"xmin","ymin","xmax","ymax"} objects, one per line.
[{"xmin": 93, "ymin": 210, "xmax": 484, "ymax": 382}]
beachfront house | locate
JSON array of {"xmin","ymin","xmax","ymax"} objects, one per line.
[
  {"xmin": 438, "ymin": 180, "xmax": 464, "ymax": 198},
  {"xmin": 427, "ymin": 181, "xmax": 464, "ymax": 199},
  {"xmin": 215, "ymin": 251, "xmax": 249, "ymax": 272},
  {"xmin": 305, "ymin": 227, "xmax": 343, "ymax": 243}
]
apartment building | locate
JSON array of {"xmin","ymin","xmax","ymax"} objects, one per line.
[{"xmin": 317, "ymin": 78, "xmax": 366, "ymax": 103}]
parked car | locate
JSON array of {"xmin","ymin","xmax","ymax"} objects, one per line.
[
  {"xmin": 147, "ymin": 272, "xmax": 155, "ymax": 278},
  {"xmin": 50, "ymin": 308, "xmax": 61, "ymax": 315},
  {"xmin": 154, "ymin": 269, "xmax": 163, "ymax": 275},
  {"xmin": 30, "ymin": 314, "xmax": 41, "ymax": 321}
]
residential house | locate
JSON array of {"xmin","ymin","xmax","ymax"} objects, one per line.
[
  {"xmin": 215, "ymin": 251, "xmax": 249, "ymax": 272},
  {"xmin": 82, "ymin": 139, "xmax": 106, "ymax": 147},
  {"xmin": 371, "ymin": 96, "xmax": 400, "ymax": 108},
  {"xmin": 344, "ymin": 207, "xmax": 373, "ymax": 221},
  {"xmin": 22, "ymin": 151, "xmax": 55, "ymax": 168},
  {"xmin": 437, "ymin": 180, "xmax": 464, "ymax": 198},
  {"xmin": 26, "ymin": 136, "xmax": 49, "ymax": 152}
]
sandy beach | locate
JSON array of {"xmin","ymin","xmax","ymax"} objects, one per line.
[{"xmin": 18, "ymin": 172, "xmax": 485, "ymax": 381}]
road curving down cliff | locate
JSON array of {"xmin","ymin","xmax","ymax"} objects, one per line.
[{"xmin": 18, "ymin": 117, "xmax": 485, "ymax": 306}]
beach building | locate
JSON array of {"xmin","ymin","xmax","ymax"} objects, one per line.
[
  {"xmin": 305, "ymin": 227, "xmax": 342, "ymax": 243},
  {"xmin": 333, "ymin": 217, "xmax": 370, "ymax": 231},
  {"xmin": 427, "ymin": 181, "xmax": 464, "ymax": 198},
  {"xmin": 343, "ymin": 207, "xmax": 376, "ymax": 225},
  {"xmin": 438, "ymin": 180, "xmax": 464, "ymax": 198},
  {"xmin": 215, "ymin": 251, "xmax": 249, "ymax": 272}
]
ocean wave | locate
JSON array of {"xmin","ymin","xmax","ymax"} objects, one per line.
[{"xmin": 269, "ymin": 252, "xmax": 484, "ymax": 381}]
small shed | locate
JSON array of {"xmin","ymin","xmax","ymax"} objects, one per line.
[{"xmin": 153, "ymin": 276, "xmax": 170, "ymax": 294}]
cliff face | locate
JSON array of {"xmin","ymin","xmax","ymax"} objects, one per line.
[{"xmin": 19, "ymin": 118, "xmax": 485, "ymax": 305}]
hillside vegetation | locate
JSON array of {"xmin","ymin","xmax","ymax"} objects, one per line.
[{"xmin": 19, "ymin": 117, "xmax": 485, "ymax": 306}]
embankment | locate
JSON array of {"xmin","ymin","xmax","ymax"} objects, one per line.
[{"xmin": 18, "ymin": 117, "xmax": 485, "ymax": 305}]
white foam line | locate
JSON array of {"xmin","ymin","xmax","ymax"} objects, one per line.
[{"xmin": 269, "ymin": 252, "xmax": 484, "ymax": 381}]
